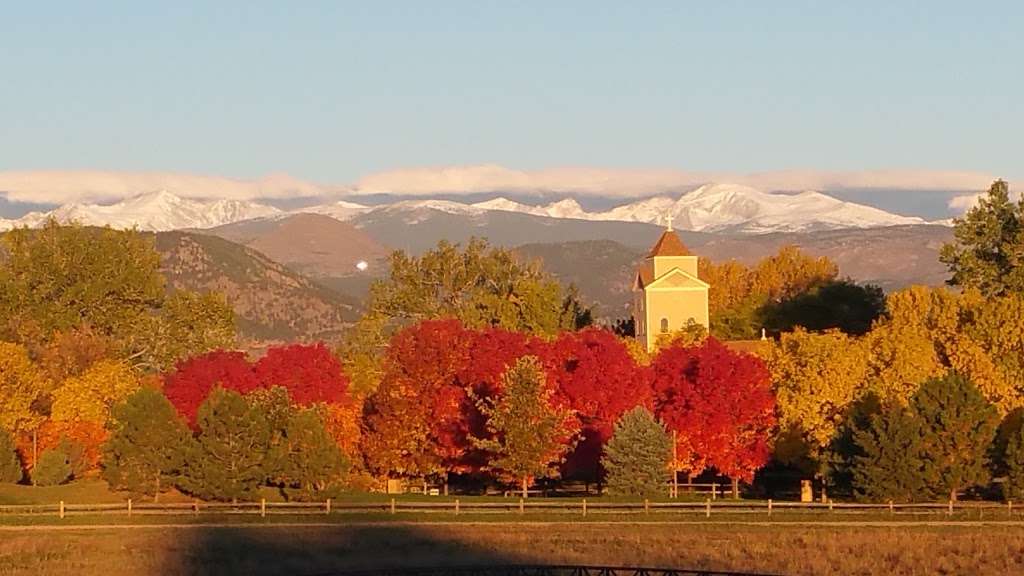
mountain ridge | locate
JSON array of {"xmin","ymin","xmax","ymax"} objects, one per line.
[{"xmin": 1, "ymin": 183, "xmax": 936, "ymax": 235}]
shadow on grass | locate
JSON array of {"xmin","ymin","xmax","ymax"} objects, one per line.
[
  {"xmin": 173, "ymin": 523, "xmax": 779, "ymax": 576},
  {"xmin": 171, "ymin": 523, "xmax": 527, "ymax": 575}
]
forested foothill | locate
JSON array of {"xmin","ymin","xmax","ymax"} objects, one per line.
[{"xmin": 2, "ymin": 180, "xmax": 1024, "ymax": 504}]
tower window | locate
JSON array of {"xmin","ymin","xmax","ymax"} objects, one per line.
[{"xmin": 660, "ymin": 318, "xmax": 669, "ymax": 333}]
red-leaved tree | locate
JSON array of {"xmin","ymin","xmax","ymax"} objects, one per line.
[
  {"xmin": 651, "ymin": 338, "xmax": 775, "ymax": 489},
  {"xmin": 162, "ymin": 350, "xmax": 261, "ymax": 426},
  {"xmin": 254, "ymin": 343, "xmax": 350, "ymax": 406},
  {"xmin": 362, "ymin": 320, "xmax": 474, "ymax": 479},
  {"xmin": 540, "ymin": 328, "xmax": 652, "ymax": 483}
]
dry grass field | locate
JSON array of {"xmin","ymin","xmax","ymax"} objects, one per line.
[{"xmin": 1, "ymin": 522, "xmax": 1022, "ymax": 576}]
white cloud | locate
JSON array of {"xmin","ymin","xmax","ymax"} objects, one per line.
[
  {"xmin": 948, "ymin": 186, "xmax": 1021, "ymax": 213},
  {"xmin": 353, "ymin": 165, "xmax": 1006, "ymax": 198},
  {"xmin": 0, "ymin": 171, "xmax": 335, "ymax": 205},
  {"xmin": 0, "ymin": 166, "xmax": 1011, "ymax": 206}
]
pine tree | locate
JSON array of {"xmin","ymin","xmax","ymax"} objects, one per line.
[
  {"xmin": 912, "ymin": 373, "xmax": 998, "ymax": 501},
  {"xmin": 102, "ymin": 389, "xmax": 192, "ymax": 500},
  {"xmin": 851, "ymin": 404, "xmax": 927, "ymax": 502},
  {"xmin": 0, "ymin": 428, "xmax": 23, "ymax": 484},
  {"xmin": 940, "ymin": 180, "xmax": 1024, "ymax": 296},
  {"xmin": 273, "ymin": 408, "xmax": 348, "ymax": 501},
  {"xmin": 1002, "ymin": 422, "xmax": 1024, "ymax": 502},
  {"xmin": 181, "ymin": 388, "xmax": 271, "ymax": 502},
  {"xmin": 473, "ymin": 356, "xmax": 578, "ymax": 497},
  {"xmin": 601, "ymin": 407, "xmax": 672, "ymax": 497}
]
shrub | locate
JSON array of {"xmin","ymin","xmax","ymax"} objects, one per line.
[
  {"xmin": 0, "ymin": 428, "xmax": 23, "ymax": 483},
  {"xmin": 33, "ymin": 446, "xmax": 72, "ymax": 487}
]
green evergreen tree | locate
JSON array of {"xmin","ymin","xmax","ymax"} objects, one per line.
[
  {"xmin": 1002, "ymin": 422, "xmax": 1024, "ymax": 502},
  {"xmin": 940, "ymin": 180, "xmax": 1024, "ymax": 296},
  {"xmin": 102, "ymin": 389, "xmax": 193, "ymax": 500},
  {"xmin": 473, "ymin": 356, "xmax": 577, "ymax": 498},
  {"xmin": 273, "ymin": 408, "xmax": 348, "ymax": 501},
  {"xmin": 33, "ymin": 445, "xmax": 72, "ymax": 487},
  {"xmin": 826, "ymin": 392, "xmax": 883, "ymax": 493},
  {"xmin": 601, "ymin": 406, "xmax": 672, "ymax": 498},
  {"xmin": 181, "ymin": 388, "xmax": 271, "ymax": 502},
  {"xmin": 851, "ymin": 404, "xmax": 927, "ymax": 502},
  {"xmin": 912, "ymin": 373, "xmax": 998, "ymax": 501},
  {"xmin": 0, "ymin": 428, "xmax": 23, "ymax": 484}
]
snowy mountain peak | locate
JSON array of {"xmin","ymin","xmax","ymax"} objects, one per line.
[{"xmin": 1, "ymin": 191, "xmax": 280, "ymax": 231}]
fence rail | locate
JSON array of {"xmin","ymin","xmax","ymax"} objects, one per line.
[{"xmin": 1, "ymin": 497, "xmax": 1021, "ymax": 520}]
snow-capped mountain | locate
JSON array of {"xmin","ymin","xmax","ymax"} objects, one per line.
[
  {"xmin": 0, "ymin": 183, "xmax": 931, "ymax": 234},
  {"xmin": 0, "ymin": 190, "xmax": 281, "ymax": 231},
  {"xmin": 590, "ymin": 183, "xmax": 926, "ymax": 232},
  {"xmin": 472, "ymin": 197, "xmax": 590, "ymax": 220},
  {"xmin": 300, "ymin": 200, "xmax": 373, "ymax": 221}
]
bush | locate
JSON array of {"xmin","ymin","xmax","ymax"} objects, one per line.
[
  {"xmin": 33, "ymin": 446, "xmax": 72, "ymax": 487},
  {"xmin": 602, "ymin": 406, "xmax": 672, "ymax": 498},
  {"xmin": 0, "ymin": 429, "xmax": 23, "ymax": 484}
]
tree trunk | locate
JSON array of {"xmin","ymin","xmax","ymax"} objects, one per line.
[
  {"xmin": 154, "ymin": 474, "xmax": 161, "ymax": 503},
  {"xmin": 521, "ymin": 477, "xmax": 528, "ymax": 499},
  {"xmin": 951, "ymin": 488, "xmax": 958, "ymax": 503},
  {"xmin": 731, "ymin": 478, "xmax": 739, "ymax": 499}
]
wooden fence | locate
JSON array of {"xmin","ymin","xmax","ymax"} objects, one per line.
[{"xmin": 2, "ymin": 498, "xmax": 1022, "ymax": 520}]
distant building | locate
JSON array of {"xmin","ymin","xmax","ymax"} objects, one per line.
[{"xmin": 632, "ymin": 218, "xmax": 709, "ymax": 351}]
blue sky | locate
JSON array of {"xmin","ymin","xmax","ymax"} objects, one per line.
[{"xmin": 2, "ymin": 1, "xmax": 1021, "ymax": 186}]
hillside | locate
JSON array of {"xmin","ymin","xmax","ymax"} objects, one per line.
[
  {"xmin": 515, "ymin": 240, "xmax": 641, "ymax": 318},
  {"xmin": 153, "ymin": 231, "xmax": 360, "ymax": 343},
  {"xmin": 206, "ymin": 213, "xmax": 391, "ymax": 279},
  {"xmin": 352, "ymin": 207, "xmax": 703, "ymax": 254}
]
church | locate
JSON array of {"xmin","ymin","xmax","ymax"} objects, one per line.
[{"xmin": 632, "ymin": 217, "xmax": 710, "ymax": 351}]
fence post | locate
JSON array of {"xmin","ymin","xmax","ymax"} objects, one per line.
[
  {"xmin": 1010, "ymin": 500, "xmax": 1014, "ymax": 518},
  {"xmin": 193, "ymin": 500, "xmax": 199, "ymax": 515},
  {"xmin": 582, "ymin": 499, "xmax": 587, "ymax": 517},
  {"xmin": 127, "ymin": 498, "xmax": 132, "ymax": 518},
  {"xmin": 390, "ymin": 498, "xmax": 396, "ymax": 515},
  {"xmin": 519, "ymin": 498, "xmax": 524, "ymax": 515},
  {"xmin": 59, "ymin": 501, "xmax": 65, "ymax": 519},
  {"xmin": 888, "ymin": 500, "xmax": 893, "ymax": 515},
  {"xmin": 828, "ymin": 499, "xmax": 833, "ymax": 512},
  {"xmin": 705, "ymin": 498, "xmax": 711, "ymax": 518},
  {"xmin": 767, "ymin": 499, "xmax": 772, "ymax": 517},
  {"xmin": 644, "ymin": 498, "xmax": 649, "ymax": 514},
  {"xmin": 261, "ymin": 498, "xmax": 266, "ymax": 518},
  {"xmin": 711, "ymin": 483, "xmax": 718, "ymax": 500},
  {"xmin": 326, "ymin": 498, "xmax": 331, "ymax": 515},
  {"xmin": 948, "ymin": 500, "xmax": 953, "ymax": 516},
  {"xmin": 455, "ymin": 499, "xmax": 460, "ymax": 516}
]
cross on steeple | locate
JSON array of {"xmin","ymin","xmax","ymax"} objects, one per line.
[{"xmin": 665, "ymin": 212, "xmax": 674, "ymax": 231}]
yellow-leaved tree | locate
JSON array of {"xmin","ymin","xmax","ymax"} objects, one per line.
[
  {"xmin": 0, "ymin": 342, "xmax": 50, "ymax": 434},
  {"xmin": 767, "ymin": 328, "xmax": 868, "ymax": 473},
  {"xmin": 51, "ymin": 360, "xmax": 140, "ymax": 424},
  {"xmin": 862, "ymin": 321, "xmax": 945, "ymax": 403},
  {"xmin": 883, "ymin": 286, "xmax": 1024, "ymax": 414}
]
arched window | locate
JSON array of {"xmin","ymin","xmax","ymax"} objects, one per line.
[{"xmin": 660, "ymin": 318, "xmax": 669, "ymax": 333}]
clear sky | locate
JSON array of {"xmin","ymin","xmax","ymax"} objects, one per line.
[{"xmin": 2, "ymin": 1, "xmax": 1021, "ymax": 183}]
